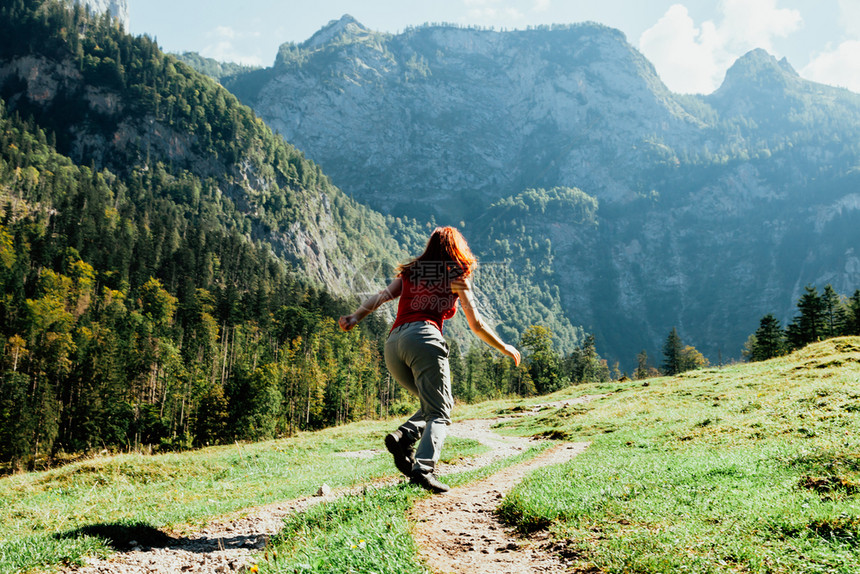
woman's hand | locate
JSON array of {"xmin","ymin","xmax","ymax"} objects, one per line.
[
  {"xmin": 504, "ymin": 344, "xmax": 521, "ymax": 366},
  {"xmin": 338, "ymin": 314, "xmax": 359, "ymax": 331}
]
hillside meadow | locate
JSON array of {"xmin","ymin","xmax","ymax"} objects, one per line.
[
  {"xmin": 496, "ymin": 336, "xmax": 860, "ymax": 573},
  {"xmin": 1, "ymin": 337, "xmax": 859, "ymax": 573}
]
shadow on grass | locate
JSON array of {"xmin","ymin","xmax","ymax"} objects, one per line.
[
  {"xmin": 53, "ymin": 522, "xmax": 173, "ymax": 551},
  {"xmin": 52, "ymin": 521, "xmax": 271, "ymax": 554}
]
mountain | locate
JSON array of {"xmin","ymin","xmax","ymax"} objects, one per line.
[
  {"xmin": 0, "ymin": 0, "xmax": 433, "ymax": 466},
  {"xmin": 0, "ymin": 3, "xmax": 415, "ymax": 292},
  {"xmin": 0, "ymin": 1, "xmax": 599, "ymax": 469},
  {"xmin": 0, "ymin": 3, "xmax": 584, "ymax": 351},
  {"xmin": 227, "ymin": 17, "xmax": 698, "ymax": 218},
  {"xmin": 175, "ymin": 51, "xmax": 261, "ymax": 81},
  {"xmin": 218, "ymin": 16, "xmax": 860, "ymax": 368},
  {"xmin": 76, "ymin": 0, "xmax": 128, "ymax": 29}
]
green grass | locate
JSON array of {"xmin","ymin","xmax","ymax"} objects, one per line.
[
  {"xmin": 260, "ymin": 485, "xmax": 426, "ymax": 574},
  {"xmin": 496, "ymin": 337, "xmax": 860, "ymax": 573},
  {"xmin": 0, "ymin": 418, "xmax": 487, "ymax": 574},
  {"xmin": 6, "ymin": 337, "xmax": 860, "ymax": 574},
  {"xmin": 254, "ymin": 443, "xmax": 551, "ymax": 574}
]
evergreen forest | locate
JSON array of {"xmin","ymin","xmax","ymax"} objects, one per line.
[
  {"xmin": 0, "ymin": 0, "xmax": 410, "ymax": 470},
  {"xmin": 0, "ymin": 0, "xmax": 613, "ymax": 471},
  {"xmin": 3, "ymin": 0, "xmax": 857, "ymax": 474},
  {"xmin": 745, "ymin": 285, "xmax": 860, "ymax": 362}
]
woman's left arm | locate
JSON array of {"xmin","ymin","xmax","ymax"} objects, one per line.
[
  {"xmin": 453, "ymin": 279, "xmax": 521, "ymax": 366},
  {"xmin": 339, "ymin": 277, "xmax": 403, "ymax": 331}
]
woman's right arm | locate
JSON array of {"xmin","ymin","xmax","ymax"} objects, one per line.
[
  {"xmin": 339, "ymin": 277, "xmax": 403, "ymax": 331},
  {"xmin": 453, "ymin": 279, "xmax": 521, "ymax": 366}
]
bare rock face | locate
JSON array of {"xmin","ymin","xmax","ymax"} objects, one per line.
[
  {"xmin": 222, "ymin": 18, "xmax": 860, "ymax": 366},
  {"xmin": 243, "ymin": 19, "xmax": 701, "ymax": 220},
  {"xmin": 75, "ymin": 0, "xmax": 129, "ymax": 30}
]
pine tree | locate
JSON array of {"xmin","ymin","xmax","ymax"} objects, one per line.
[
  {"xmin": 847, "ymin": 290, "xmax": 860, "ymax": 336},
  {"xmin": 662, "ymin": 327, "xmax": 683, "ymax": 375},
  {"xmin": 821, "ymin": 284, "xmax": 847, "ymax": 337},
  {"xmin": 787, "ymin": 285, "xmax": 826, "ymax": 349},
  {"xmin": 751, "ymin": 313, "xmax": 786, "ymax": 361},
  {"xmin": 520, "ymin": 325, "xmax": 561, "ymax": 393},
  {"xmin": 634, "ymin": 349, "xmax": 650, "ymax": 379},
  {"xmin": 577, "ymin": 334, "xmax": 602, "ymax": 383}
]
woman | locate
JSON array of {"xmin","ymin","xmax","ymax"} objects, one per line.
[{"xmin": 339, "ymin": 227, "xmax": 520, "ymax": 493}]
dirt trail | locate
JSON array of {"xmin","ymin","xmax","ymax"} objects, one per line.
[
  {"xmin": 411, "ymin": 396, "xmax": 596, "ymax": 574},
  {"xmin": 65, "ymin": 396, "xmax": 600, "ymax": 574},
  {"xmin": 411, "ymin": 442, "xmax": 588, "ymax": 574}
]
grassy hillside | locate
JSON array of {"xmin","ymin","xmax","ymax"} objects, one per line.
[
  {"xmin": 2, "ymin": 337, "xmax": 858, "ymax": 573},
  {"xmin": 498, "ymin": 336, "xmax": 860, "ymax": 573},
  {"xmin": 0, "ymin": 413, "xmax": 493, "ymax": 574}
]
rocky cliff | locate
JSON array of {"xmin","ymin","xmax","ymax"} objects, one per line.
[
  {"xmin": 0, "ymin": 7, "xmax": 412, "ymax": 302},
  {"xmin": 222, "ymin": 16, "xmax": 860, "ymax": 367},
  {"xmin": 233, "ymin": 17, "xmax": 702, "ymax": 219},
  {"xmin": 76, "ymin": 0, "xmax": 129, "ymax": 29}
]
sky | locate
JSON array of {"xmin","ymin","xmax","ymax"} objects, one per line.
[{"xmin": 128, "ymin": 0, "xmax": 860, "ymax": 95}]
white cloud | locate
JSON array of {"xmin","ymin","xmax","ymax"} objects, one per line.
[
  {"xmin": 202, "ymin": 25, "xmax": 264, "ymax": 66},
  {"xmin": 639, "ymin": 5, "xmax": 724, "ymax": 94},
  {"xmin": 464, "ymin": 0, "xmax": 498, "ymax": 9},
  {"xmin": 838, "ymin": 0, "xmax": 860, "ymax": 38},
  {"xmin": 638, "ymin": 0, "xmax": 802, "ymax": 94},
  {"xmin": 212, "ymin": 26, "xmax": 237, "ymax": 40},
  {"xmin": 533, "ymin": 0, "xmax": 551, "ymax": 13},
  {"xmin": 504, "ymin": 7, "xmax": 525, "ymax": 20},
  {"xmin": 464, "ymin": 0, "xmax": 498, "ymax": 18},
  {"xmin": 802, "ymin": 40, "xmax": 860, "ymax": 93},
  {"xmin": 202, "ymin": 42, "xmax": 264, "ymax": 66},
  {"xmin": 468, "ymin": 7, "xmax": 497, "ymax": 18},
  {"xmin": 718, "ymin": 0, "xmax": 801, "ymax": 52}
]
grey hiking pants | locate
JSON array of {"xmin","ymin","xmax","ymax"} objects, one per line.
[{"xmin": 384, "ymin": 321, "xmax": 453, "ymax": 474}]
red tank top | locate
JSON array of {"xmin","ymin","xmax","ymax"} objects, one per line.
[{"xmin": 390, "ymin": 270, "xmax": 459, "ymax": 334}]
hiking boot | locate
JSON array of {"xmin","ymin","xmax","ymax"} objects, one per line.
[
  {"xmin": 385, "ymin": 430, "xmax": 415, "ymax": 477},
  {"xmin": 410, "ymin": 470, "xmax": 450, "ymax": 494}
]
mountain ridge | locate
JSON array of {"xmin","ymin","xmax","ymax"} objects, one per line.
[
  {"xmin": 0, "ymin": 1, "xmax": 586, "ymax": 354},
  {"xmin": 216, "ymin": 16, "xmax": 860, "ymax": 367},
  {"xmin": 301, "ymin": 14, "xmax": 370, "ymax": 50}
]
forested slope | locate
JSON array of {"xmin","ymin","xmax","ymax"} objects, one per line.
[
  {"xmin": 0, "ymin": 0, "xmax": 429, "ymax": 470},
  {"xmin": 0, "ymin": 1, "xmax": 607, "ymax": 471}
]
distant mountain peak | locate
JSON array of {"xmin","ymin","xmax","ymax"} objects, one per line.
[
  {"xmin": 716, "ymin": 48, "xmax": 799, "ymax": 94},
  {"xmin": 302, "ymin": 14, "xmax": 370, "ymax": 49}
]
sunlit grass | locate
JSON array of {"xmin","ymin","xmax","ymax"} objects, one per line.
[
  {"xmin": 5, "ymin": 338, "xmax": 860, "ymax": 573},
  {"xmin": 260, "ymin": 486, "xmax": 427, "ymax": 574},
  {"xmin": 256, "ymin": 443, "xmax": 550, "ymax": 574},
  {"xmin": 0, "ymin": 417, "xmax": 484, "ymax": 574},
  {"xmin": 497, "ymin": 337, "xmax": 860, "ymax": 573}
]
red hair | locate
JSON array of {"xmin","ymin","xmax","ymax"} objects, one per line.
[{"xmin": 397, "ymin": 226, "xmax": 477, "ymax": 282}]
